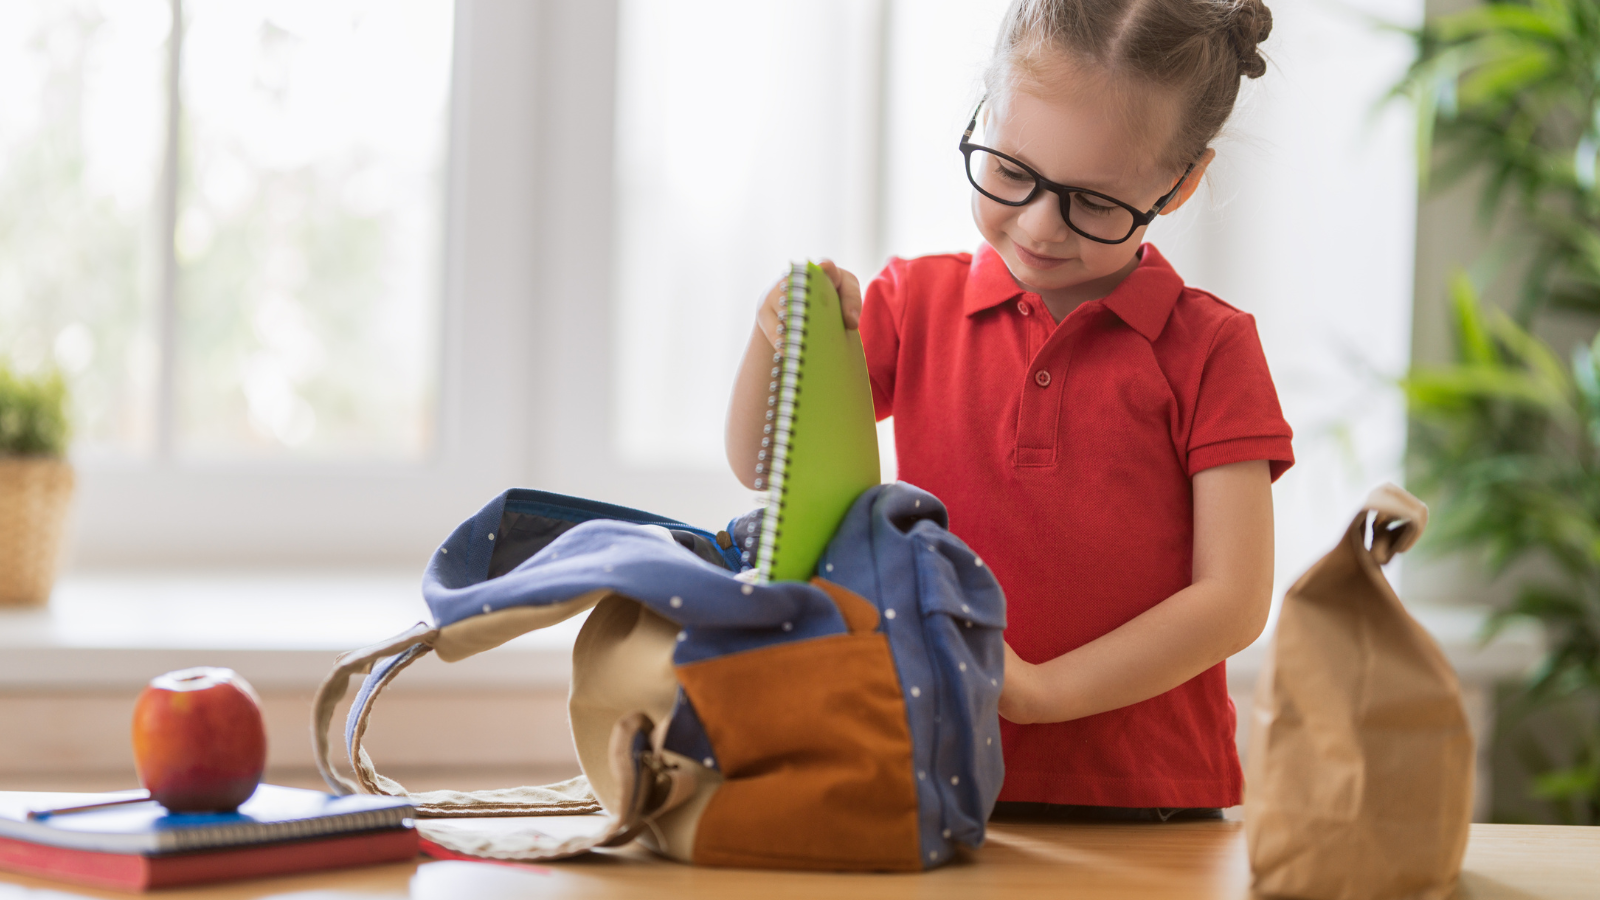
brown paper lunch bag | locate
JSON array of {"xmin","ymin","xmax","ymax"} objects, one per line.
[{"xmin": 1245, "ymin": 483, "xmax": 1473, "ymax": 900}]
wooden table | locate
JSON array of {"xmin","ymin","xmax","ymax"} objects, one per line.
[{"xmin": 0, "ymin": 820, "xmax": 1594, "ymax": 899}]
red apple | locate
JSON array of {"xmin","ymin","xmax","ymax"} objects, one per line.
[{"xmin": 131, "ymin": 667, "xmax": 267, "ymax": 813}]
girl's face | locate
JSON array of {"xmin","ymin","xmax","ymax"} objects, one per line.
[{"xmin": 971, "ymin": 69, "xmax": 1206, "ymax": 315}]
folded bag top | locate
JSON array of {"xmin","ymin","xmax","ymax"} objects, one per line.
[{"xmin": 311, "ymin": 482, "xmax": 1006, "ymax": 871}]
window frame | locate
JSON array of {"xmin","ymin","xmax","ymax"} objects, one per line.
[
  {"xmin": 74, "ymin": 0, "xmax": 766, "ymax": 569},
  {"xmin": 72, "ymin": 0, "xmax": 563, "ymax": 568}
]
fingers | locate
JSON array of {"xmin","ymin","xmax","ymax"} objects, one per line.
[
  {"xmin": 754, "ymin": 276, "xmax": 787, "ymax": 349},
  {"xmin": 818, "ymin": 259, "xmax": 863, "ymax": 330},
  {"xmin": 758, "ymin": 261, "xmax": 864, "ymax": 346}
]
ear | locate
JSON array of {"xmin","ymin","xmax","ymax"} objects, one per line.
[{"xmin": 1159, "ymin": 147, "xmax": 1215, "ymax": 216}]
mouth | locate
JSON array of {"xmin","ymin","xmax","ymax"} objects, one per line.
[{"xmin": 1012, "ymin": 243, "xmax": 1071, "ymax": 270}]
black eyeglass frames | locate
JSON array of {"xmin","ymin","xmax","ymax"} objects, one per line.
[{"xmin": 959, "ymin": 103, "xmax": 1194, "ymax": 245}]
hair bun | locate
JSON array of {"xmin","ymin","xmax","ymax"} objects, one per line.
[{"xmin": 1226, "ymin": 0, "xmax": 1272, "ymax": 79}]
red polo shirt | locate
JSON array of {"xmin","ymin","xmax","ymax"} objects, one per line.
[{"xmin": 859, "ymin": 243, "xmax": 1293, "ymax": 809}]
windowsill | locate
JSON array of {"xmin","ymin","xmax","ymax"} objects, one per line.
[
  {"xmin": 0, "ymin": 572, "xmax": 1544, "ymax": 693},
  {"xmin": 0, "ymin": 572, "xmax": 585, "ymax": 692}
]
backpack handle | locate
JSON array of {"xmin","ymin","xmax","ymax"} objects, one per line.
[
  {"xmin": 309, "ymin": 619, "xmax": 698, "ymax": 861},
  {"xmin": 310, "ymin": 621, "xmax": 439, "ymax": 796}
]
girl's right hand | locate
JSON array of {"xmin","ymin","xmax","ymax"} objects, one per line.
[{"xmin": 754, "ymin": 259, "xmax": 863, "ymax": 347}]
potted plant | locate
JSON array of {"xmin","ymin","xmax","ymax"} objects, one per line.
[
  {"xmin": 1397, "ymin": 0, "xmax": 1600, "ymax": 823},
  {"xmin": 0, "ymin": 362, "xmax": 72, "ymax": 606}
]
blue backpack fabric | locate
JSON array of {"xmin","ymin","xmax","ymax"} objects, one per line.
[{"xmin": 313, "ymin": 481, "xmax": 1006, "ymax": 870}]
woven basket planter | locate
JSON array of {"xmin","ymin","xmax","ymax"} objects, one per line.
[{"xmin": 0, "ymin": 457, "xmax": 74, "ymax": 606}]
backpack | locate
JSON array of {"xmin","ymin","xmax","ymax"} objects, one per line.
[{"xmin": 310, "ymin": 481, "xmax": 1006, "ymax": 871}]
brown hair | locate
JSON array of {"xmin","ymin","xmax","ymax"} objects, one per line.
[{"xmin": 985, "ymin": 0, "xmax": 1273, "ymax": 172}]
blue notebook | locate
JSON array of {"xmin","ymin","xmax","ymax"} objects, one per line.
[{"xmin": 0, "ymin": 784, "xmax": 412, "ymax": 855}]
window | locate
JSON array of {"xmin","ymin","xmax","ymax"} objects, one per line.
[
  {"xmin": 173, "ymin": 0, "xmax": 451, "ymax": 460},
  {"xmin": 11, "ymin": 1, "xmax": 546, "ymax": 567},
  {"xmin": 0, "ymin": 0, "xmax": 451, "ymax": 461},
  {"xmin": 0, "ymin": 2, "xmax": 167, "ymax": 452},
  {"xmin": 612, "ymin": 0, "xmax": 889, "ymax": 470}
]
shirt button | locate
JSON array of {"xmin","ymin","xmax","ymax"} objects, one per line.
[
  {"xmin": 1034, "ymin": 369, "xmax": 1051, "ymax": 387},
  {"xmin": 1018, "ymin": 300, "xmax": 1031, "ymax": 316}
]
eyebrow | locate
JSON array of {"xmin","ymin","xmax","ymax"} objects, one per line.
[
  {"xmin": 990, "ymin": 138, "xmax": 1134, "ymax": 196},
  {"xmin": 978, "ymin": 115, "xmax": 1142, "ymax": 194}
]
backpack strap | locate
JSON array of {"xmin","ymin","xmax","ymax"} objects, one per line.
[
  {"xmin": 311, "ymin": 621, "xmax": 438, "ymax": 796},
  {"xmin": 311, "ymin": 620, "xmax": 698, "ymax": 861},
  {"xmin": 346, "ymin": 639, "xmax": 603, "ymax": 817},
  {"xmin": 310, "ymin": 619, "xmax": 602, "ymax": 816}
]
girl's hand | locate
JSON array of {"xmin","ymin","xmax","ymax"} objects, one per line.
[
  {"xmin": 754, "ymin": 276, "xmax": 786, "ymax": 349},
  {"xmin": 754, "ymin": 259, "xmax": 863, "ymax": 348},
  {"xmin": 729, "ymin": 259, "xmax": 864, "ymax": 490},
  {"xmin": 998, "ymin": 643, "xmax": 1046, "ymax": 725},
  {"xmin": 819, "ymin": 259, "xmax": 864, "ymax": 331}
]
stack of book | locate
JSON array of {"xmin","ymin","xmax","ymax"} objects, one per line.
[{"xmin": 0, "ymin": 784, "xmax": 417, "ymax": 891}]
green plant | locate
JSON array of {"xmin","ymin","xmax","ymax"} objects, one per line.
[
  {"xmin": 1396, "ymin": 0, "xmax": 1600, "ymax": 823},
  {"xmin": 1406, "ymin": 277, "xmax": 1600, "ymax": 822},
  {"xmin": 1396, "ymin": 0, "xmax": 1600, "ymax": 320},
  {"xmin": 0, "ymin": 362, "xmax": 69, "ymax": 457}
]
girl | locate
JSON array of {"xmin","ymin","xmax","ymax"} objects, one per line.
[{"xmin": 727, "ymin": 0, "xmax": 1290, "ymax": 819}]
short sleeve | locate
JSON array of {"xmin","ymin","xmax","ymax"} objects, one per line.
[
  {"xmin": 1187, "ymin": 312, "xmax": 1295, "ymax": 481},
  {"xmin": 859, "ymin": 259, "xmax": 905, "ymax": 422}
]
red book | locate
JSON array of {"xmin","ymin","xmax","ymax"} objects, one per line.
[{"xmin": 0, "ymin": 827, "xmax": 419, "ymax": 891}]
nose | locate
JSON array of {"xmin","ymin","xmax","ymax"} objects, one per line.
[{"xmin": 1016, "ymin": 191, "xmax": 1070, "ymax": 244}]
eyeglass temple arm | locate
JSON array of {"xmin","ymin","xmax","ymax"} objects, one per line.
[
  {"xmin": 961, "ymin": 96, "xmax": 987, "ymax": 144},
  {"xmin": 1152, "ymin": 162, "xmax": 1198, "ymax": 213}
]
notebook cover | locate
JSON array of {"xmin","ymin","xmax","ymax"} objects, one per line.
[
  {"xmin": 758, "ymin": 261, "xmax": 881, "ymax": 582},
  {"xmin": 0, "ymin": 785, "xmax": 413, "ymax": 855},
  {"xmin": 0, "ymin": 826, "xmax": 418, "ymax": 892}
]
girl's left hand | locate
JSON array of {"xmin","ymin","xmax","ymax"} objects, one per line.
[
  {"xmin": 998, "ymin": 643, "xmax": 1045, "ymax": 724},
  {"xmin": 815, "ymin": 259, "xmax": 863, "ymax": 330}
]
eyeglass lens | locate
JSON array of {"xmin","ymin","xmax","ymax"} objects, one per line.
[{"xmin": 965, "ymin": 148, "xmax": 1135, "ymax": 242}]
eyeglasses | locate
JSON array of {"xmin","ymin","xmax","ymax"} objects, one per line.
[{"xmin": 959, "ymin": 100, "xmax": 1194, "ymax": 245}]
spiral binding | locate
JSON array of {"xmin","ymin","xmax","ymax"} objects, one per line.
[
  {"xmin": 753, "ymin": 262, "xmax": 808, "ymax": 583},
  {"xmin": 159, "ymin": 806, "xmax": 411, "ymax": 854}
]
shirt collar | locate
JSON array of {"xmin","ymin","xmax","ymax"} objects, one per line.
[
  {"xmin": 962, "ymin": 242, "xmax": 1185, "ymax": 342},
  {"xmin": 962, "ymin": 243, "xmax": 1027, "ymax": 316}
]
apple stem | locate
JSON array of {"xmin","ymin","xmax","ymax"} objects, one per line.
[{"xmin": 26, "ymin": 792, "xmax": 154, "ymax": 820}]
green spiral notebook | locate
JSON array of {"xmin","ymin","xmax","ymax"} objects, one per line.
[{"xmin": 754, "ymin": 261, "xmax": 881, "ymax": 583}]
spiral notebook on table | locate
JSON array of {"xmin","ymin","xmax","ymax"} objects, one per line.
[
  {"xmin": 0, "ymin": 784, "xmax": 412, "ymax": 855},
  {"xmin": 0, "ymin": 785, "xmax": 417, "ymax": 891},
  {"xmin": 755, "ymin": 261, "xmax": 881, "ymax": 583}
]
